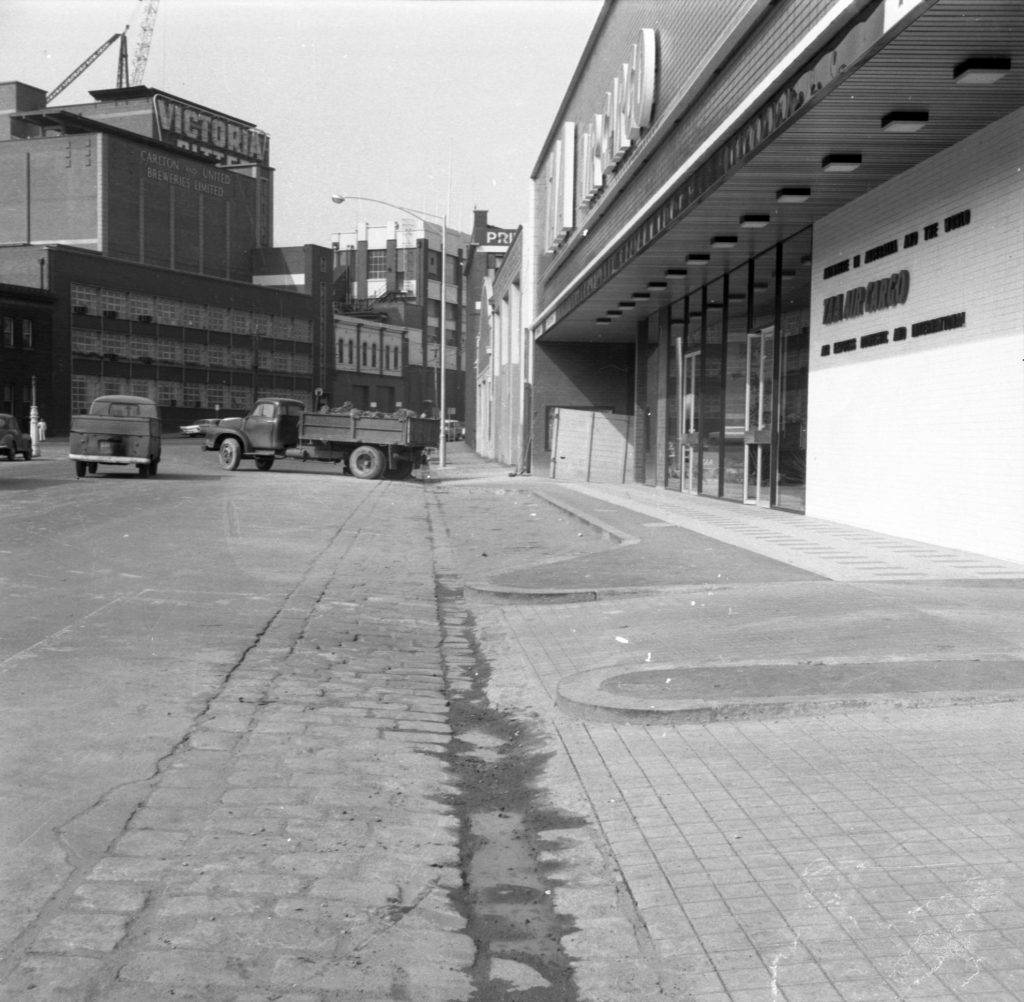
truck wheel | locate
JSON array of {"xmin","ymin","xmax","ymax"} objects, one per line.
[
  {"xmin": 88, "ymin": 463, "xmax": 98, "ymax": 474},
  {"xmin": 138, "ymin": 462, "xmax": 148, "ymax": 476},
  {"xmin": 75, "ymin": 461, "xmax": 87, "ymax": 478},
  {"xmin": 349, "ymin": 445, "xmax": 386, "ymax": 480},
  {"xmin": 255, "ymin": 456, "xmax": 275, "ymax": 471},
  {"xmin": 22, "ymin": 449, "xmax": 31, "ymax": 461},
  {"xmin": 219, "ymin": 438, "xmax": 242, "ymax": 471}
]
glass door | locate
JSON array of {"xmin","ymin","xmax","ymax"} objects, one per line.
[
  {"xmin": 681, "ymin": 348, "xmax": 700, "ymax": 493},
  {"xmin": 744, "ymin": 327, "xmax": 774, "ymax": 505}
]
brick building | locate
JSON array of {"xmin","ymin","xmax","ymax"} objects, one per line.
[{"xmin": 0, "ymin": 81, "xmax": 329, "ymax": 433}]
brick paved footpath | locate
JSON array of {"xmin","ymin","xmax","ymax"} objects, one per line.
[
  {"xmin": 1, "ymin": 482, "xmax": 476, "ymax": 1002},
  {"xmin": 428, "ymin": 460, "xmax": 1024, "ymax": 1002}
]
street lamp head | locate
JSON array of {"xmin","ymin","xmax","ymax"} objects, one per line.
[{"xmin": 331, "ymin": 195, "xmax": 345, "ymax": 204}]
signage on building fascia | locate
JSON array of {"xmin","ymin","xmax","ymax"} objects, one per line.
[
  {"xmin": 152, "ymin": 94, "xmax": 270, "ymax": 167},
  {"xmin": 578, "ymin": 28, "xmax": 657, "ymax": 208},
  {"xmin": 483, "ymin": 226, "xmax": 517, "ymax": 252},
  {"xmin": 544, "ymin": 122, "xmax": 577, "ymax": 253},
  {"xmin": 544, "ymin": 4, "xmax": 896, "ymax": 327},
  {"xmin": 543, "ymin": 28, "xmax": 657, "ymax": 254}
]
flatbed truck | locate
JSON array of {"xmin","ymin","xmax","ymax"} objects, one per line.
[{"xmin": 205, "ymin": 398, "xmax": 437, "ymax": 479}]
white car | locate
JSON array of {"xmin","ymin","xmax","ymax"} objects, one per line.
[{"xmin": 180, "ymin": 417, "xmax": 221, "ymax": 437}]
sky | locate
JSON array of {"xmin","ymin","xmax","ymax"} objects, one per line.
[{"xmin": 2, "ymin": 0, "xmax": 602, "ymax": 245}]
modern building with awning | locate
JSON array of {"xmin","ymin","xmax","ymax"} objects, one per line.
[{"xmin": 515, "ymin": 0, "xmax": 1024, "ymax": 562}]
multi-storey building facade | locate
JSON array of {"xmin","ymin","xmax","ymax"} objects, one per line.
[
  {"xmin": 330, "ymin": 219, "xmax": 472, "ymax": 418},
  {"xmin": 0, "ymin": 81, "xmax": 329, "ymax": 433},
  {"xmin": 506, "ymin": 0, "xmax": 1024, "ymax": 563}
]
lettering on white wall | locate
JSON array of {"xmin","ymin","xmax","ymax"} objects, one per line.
[{"xmin": 819, "ymin": 207, "xmax": 973, "ymax": 360}]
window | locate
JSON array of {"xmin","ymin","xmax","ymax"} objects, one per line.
[
  {"xmin": 71, "ymin": 284, "xmax": 98, "ymax": 313},
  {"xmin": 102, "ymin": 333, "xmax": 129, "ymax": 358},
  {"xmin": 130, "ymin": 335, "xmax": 155, "ymax": 359},
  {"xmin": 207, "ymin": 344, "xmax": 228, "ymax": 368},
  {"xmin": 208, "ymin": 306, "xmax": 228, "ymax": 332},
  {"xmin": 156, "ymin": 298, "xmax": 180, "ymax": 325},
  {"xmin": 71, "ymin": 376, "xmax": 90, "ymax": 414},
  {"xmin": 72, "ymin": 328, "xmax": 100, "ymax": 355},
  {"xmin": 207, "ymin": 384, "xmax": 225, "ymax": 408},
  {"xmin": 3, "ymin": 317, "xmax": 14, "ymax": 347},
  {"xmin": 183, "ymin": 303, "xmax": 207, "ymax": 328},
  {"xmin": 184, "ymin": 343, "xmax": 206, "ymax": 366},
  {"xmin": 129, "ymin": 293, "xmax": 155, "ymax": 320},
  {"xmin": 158, "ymin": 340, "xmax": 182, "ymax": 364},
  {"xmin": 367, "ymin": 249, "xmax": 387, "ymax": 280},
  {"xmin": 230, "ymin": 309, "xmax": 250, "ymax": 335},
  {"xmin": 157, "ymin": 381, "xmax": 181, "ymax": 406},
  {"xmin": 100, "ymin": 289, "xmax": 127, "ymax": 317},
  {"xmin": 21, "ymin": 319, "xmax": 32, "ymax": 349}
]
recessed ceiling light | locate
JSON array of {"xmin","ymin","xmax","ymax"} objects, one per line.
[
  {"xmin": 647, "ymin": 281, "xmax": 668, "ymax": 289},
  {"xmin": 776, "ymin": 188, "xmax": 811, "ymax": 203},
  {"xmin": 740, "ymin": 215, "xmax": 770, "ymax": 228},
  {"xmin": 607, "ymin": 309, "xmax": 623, "ymax": 316},
  {"xmin": 728, "ymin": 292, "xmax": 746, "ymax": 301},
  {"xmin": 665, "ymin": 269, "xmax": 687, "ymax": 278},
  {"xmin": 881, "ymin": 110, "xmax": 929, "ymax": 132},
  {"xmin": 632, "ymin": 292, "xmax": 651, "ymax": 300},
  {"xmin": 596, "ymin": 317, "xmax": 610, "ymax": 324},
  {"xmin": 822, "ymin": 154, "xmax": 862, "ymax": 172},
  {"xmin": 780, "ymin": 269, "xmax": 796, "ymax": 280},
  {"xmin": 687, "ymin": 254, "xmax": 711, "ymax": 265},
  {"xmin": 618, "ymin": 301, "xmax": 635, "ymax": 309},
  {"xmin": 953, "ymin": 57, "xmax": 1011, "ymax": 85},
  {"xmin": 711, "ymin": 236, "xmax": 737, "ymax": 248},
  {"xmin": 753, "ymin": 281, "xmax": 770, "ymax": 291}
]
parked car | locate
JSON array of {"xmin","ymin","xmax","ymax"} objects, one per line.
[
  {"xmin": 70, "ymin": 395, "xmax": 162, "ymax": 477},
  {"xmin": 180, "ymin": 417, "xmax": 221, "ymax": 437},
  {"xmin": 0, "ymin": 413, "xmax": 32, "ymax": 460}
]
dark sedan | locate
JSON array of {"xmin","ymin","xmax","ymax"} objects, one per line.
[{"xmin": 0, "ymin": 414, "xmax": 32, "ymax": 460}]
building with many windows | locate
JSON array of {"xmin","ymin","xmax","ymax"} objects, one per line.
[
  {"xmin": 0, "ymin": 80, "xmax": 330, "ymax": 433},
  {"xmin": 493, "ymin": 0, "xmax": 1024, "ymax": 563},
  {"xmin": 329, "ymin": 218, "xmax": 472, "ymax": 418}
]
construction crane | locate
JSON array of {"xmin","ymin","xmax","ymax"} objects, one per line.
[
  {"xmin": 46, "ymin": 29, "xmax": 130, "ymax": 104},
  {"xmin": 129, "ymin": 0, "xmax": 160, "ymax": 86}
]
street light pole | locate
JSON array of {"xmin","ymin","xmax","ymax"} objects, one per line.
[{"xmin": 331, "ymin": 194, "xmax": 447, "ymax": 468}]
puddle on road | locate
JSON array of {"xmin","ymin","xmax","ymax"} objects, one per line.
[{"xmin": 437, "ymin": 582, "xmax": 583, "ymax": 1001}]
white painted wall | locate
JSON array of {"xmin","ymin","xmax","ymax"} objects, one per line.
[{"xmin": 808, "ymin": 107, "xmax": 1024, "ymax": 562}]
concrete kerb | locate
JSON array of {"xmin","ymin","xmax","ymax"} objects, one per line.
[
  {"xmin": 555, "ymin": 658, "xmax": 1024, "ymax": 724},
  {"xmin": 462, "ymin": 484, "xmax": 648, "ymax": 603}
]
